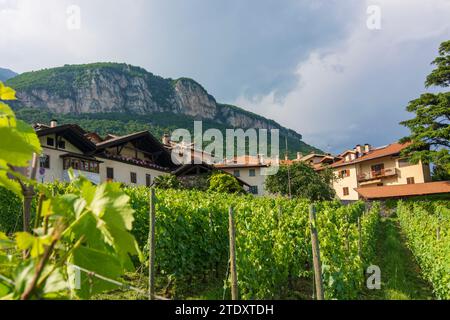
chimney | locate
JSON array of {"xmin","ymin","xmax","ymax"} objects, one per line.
[
  {"xmin": 364, "ymin": 143, "xmax": 371, "ymax": 153},
  {"xmin": 50, "ymin": 119, "xmax": 58, "ymax": 128},
  {"xmin": 355, "ymin": 144, "xmax": 362, "ymax": 156},
  {"xmin": 297, "ymin": 152, "xmax": 303, "ymax": 160},
  {"xmin": 162, "ymin": 133, "xmax": 171, "ymax": 145}
]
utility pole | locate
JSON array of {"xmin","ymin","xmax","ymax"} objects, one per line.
[{"xmin": 285, "ymin": 136, "xmax": 292, "ymax": 199}]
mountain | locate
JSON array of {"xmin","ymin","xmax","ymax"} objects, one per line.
[
  {"xmin": 0, "ymin": 68, "xmax": 17, "ymax": 82},
  {"xmin": 6, "ymin": 63, "xmax": 321, "ymax": 156}
]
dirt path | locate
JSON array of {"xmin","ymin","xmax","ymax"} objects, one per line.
[{"xmin": 362, "ymin": 215, "xmax": 434, "ymax": 300}]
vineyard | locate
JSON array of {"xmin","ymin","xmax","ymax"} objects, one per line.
[
  {"xmin": 125, "ymin": 187, "xmax": 381, "ymax": 299},
  {"xmin": 1, "ymin": 81, "xmax": 449, "ymax": 301},
  {"xmin": 397, "ymin": 200, "xmax": 450, "ymax": 299},
  {"xmin": 0, "ymin": 183, "xmax": 380, "ymax": 300},
  {"xmin": 2, "ymin": 179, "xmax": 449, "ymax": 300}
]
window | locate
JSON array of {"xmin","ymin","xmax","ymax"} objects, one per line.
[
  {"xmin": 81, "ymin": 161, "xmax": 89, "ymax": 172},
  {"xmin": 407, "ymin": 177, "xmax": 415, "ymax": 185},
  {"xmin": 146, "ymin": 174, "xmax": 152, "ymax": 187},
  {"xmin": 343, "ymin": 187, "xmax": 349, "ymax": 196},
  {"xmin": 339, "ymin": 169, "xmax": 350, "ymax": 178},
  {"xmin": 371, "ymin": 163, "xmax": 384, "ymax": 176},
  {"xmin": 249, "ymin": 186, "xmax": 258, "ymax": 195},
  {"xmin": 233, "ymin": 170, "xmax": 240, "ymax": 177},
  {"xmin": 249, "ymin": 169, "xmax": 256, "ymax": 177},
  {"xmin": 130, "ymin": 172, "xmax": 137, "ymax": 184},
  {"xmin": 46, "ymin": 137, "xmax": 54, "ymax": 147},
  {"xmin": 89, "ymin": 162, "xmax": 99, "ymax": 173},
  {"xmin": 57, "ymin": 139, "xmax": 66, "ymax": 149},
  {"xmin": 40, "ymin": 154, "xmax": 50, "ymax": 169},
  {"xmin": 72, "ymin": 159, "xmax": 80, "ymax": 170},
  {"xmin": 62, "ymin": 158, "xmax": 99, "ymax": 173},
  {"xmin": 106, "ymin": 167, "xmax": 114, "ymax": 180}
]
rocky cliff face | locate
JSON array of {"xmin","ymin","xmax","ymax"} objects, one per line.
[{"xmin": 7, "ymin": 63, "xmax": 302, "ymax": 139}]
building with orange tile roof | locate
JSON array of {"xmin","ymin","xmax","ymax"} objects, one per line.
[{"xmin": 313, "ymin": 142, "xmax": 432, "ymax": 201}]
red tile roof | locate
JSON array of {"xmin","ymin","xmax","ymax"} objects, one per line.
[
  {"xmin": 215, "ymin": 155, "xmax": 269, "ymax": 168},
  {"xmin": 355, "ymin": 181, "xmax": 450, "ymax": 200},
  {"xmin": 330, "ymin": 142, "xmax": 410, "ymax": 168}
]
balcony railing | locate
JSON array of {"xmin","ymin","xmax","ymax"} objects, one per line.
[{"xmin": 357, "ymin": 167, "xmax": 398, "ymax": 182}]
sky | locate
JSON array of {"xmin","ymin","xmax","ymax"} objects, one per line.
[{"xmin": 1, "ymin": 0, "xmax": 449, "ymax": 153}]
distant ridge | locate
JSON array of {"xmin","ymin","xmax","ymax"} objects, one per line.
[
  {"xmin": 6, "ymin": 62, "xmax": 322, "ymax": 155},
  {"xmin": 0, "ymin": 68, "xmax": 17, "ymax": 82}
]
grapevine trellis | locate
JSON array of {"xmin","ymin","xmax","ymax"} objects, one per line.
[{"xmin": 136, "ymin": 187, "xmax": 380, "ymax": 300}]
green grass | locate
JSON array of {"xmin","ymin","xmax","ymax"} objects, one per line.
[{"xmin": 362, "ymin": 214, "xmax": 434, "ymax": 300}]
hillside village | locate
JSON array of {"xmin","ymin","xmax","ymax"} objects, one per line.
[{"xmin": 31, "ymin": 120, "xmax": 450, "ymax": 201}]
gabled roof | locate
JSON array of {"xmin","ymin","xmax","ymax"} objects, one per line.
[
  {"xmin": 355, "ymin": 181, "xmax": 450, "ymax": 200},
  {"xmin": 215, "ymin": 155, "xmax": 269, "ymax": 169},
  {"xmin": 339, "ymin": 150, "xmax": 356, "ymax": 157},
  {"xmin": 301, "ymin": 153, "xmax": 329, "ymax": 161},
  {"xmin": 35, "ymin": 124, "xmax": 97, "ymax": 153},
  {"xmin": 330, "ymin": 142, "xmax": 410, "ymax": 168},
  {"xmin": 172, "ymin": 163, "xmax": 251, "ymax": 187},
  {"xmin": 95, "ymin": 130, "xmax": 175, "ymax": 168},
  {"xmin": 95, "ymin": 131, "xmax": 152, "ymax": 149},
  {"xmin": 172, "ymin": 162, "xmax": 215, "ymax": 176}
]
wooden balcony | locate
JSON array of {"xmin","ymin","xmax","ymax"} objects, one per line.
[{"xmin": 357, "ymin": 167, "xmax": 398, "ymax": 182}]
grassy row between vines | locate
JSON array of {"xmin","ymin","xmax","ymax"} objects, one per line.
[
  {"xmin": 397, "ymin": 201, "xmax": 450, "ymax": 299},
  {"xmin": 0, "ymin": 184, "xmax": 380, "ymax": 300}
]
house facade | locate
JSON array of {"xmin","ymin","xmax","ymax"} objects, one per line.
[
  {"xmin": 32, "ymin": 121, "xmax": 254, "ymax": 191},
  {"xmin": 33, "ymin": 122, "xmax": 176, "ymax": 187},
  {"xmin": 317, "ymin": 142, "xmax": 432, "ymax": 201},
  {"xmin": 214, "ymin": 156, "xmax": 271, "ymax": 196},
  {"xmin": 35, "ymin": 123, "xmax": 101, "ymax": 184}
]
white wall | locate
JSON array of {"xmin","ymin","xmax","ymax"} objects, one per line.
[{"xmin": 97, "ymin": 157, "xmax": 166, "ymax": 186}]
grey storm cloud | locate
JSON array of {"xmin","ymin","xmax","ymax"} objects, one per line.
[{"xmin": 1, "ymin": 0, "xmax": 450, "ymax": 153}]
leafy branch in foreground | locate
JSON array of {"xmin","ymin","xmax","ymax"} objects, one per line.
[{"xmin": 0, "ymin": 81, "xmax": 142, "ymax": 299}]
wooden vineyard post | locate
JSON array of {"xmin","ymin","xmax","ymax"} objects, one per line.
[
  {"xmin": 436, "ymin": 226, "xmax": 441, "ymax": 241},
  {"xmin": 22, "ymin": 153, "xmax": 39, "ymax": 233},
  {"xmin": 148, "ymin": 188, "xmax": 156, "ymax": 300},
  {"xmin": 228, "ymin": 206, "xmax": 238, "ymax": 300},
  {"xmin": 357, "ymin": 217, "xmax": 362, "ymax": 259},
  {"xmin": 309, "ymin": 204, "xmax": 324, "ymax": 300}
]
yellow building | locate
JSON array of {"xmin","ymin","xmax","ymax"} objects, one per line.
[{"xmin": 318, "ymin": 142, "xmax": 432, "ymax": 201}]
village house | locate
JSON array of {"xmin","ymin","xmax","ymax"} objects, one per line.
[
  {"xmin": 214, "ymin": 155, "xmax": 271, "ymax": 196},
  {"xmin": 33, "ymin": 121, "xmax": 185, "ymax": 186},
  {"xmin": 32, "ymin": 121, "xmax": 252, "ymax": 190},
  {"xmin": 34, "ymin": 121, "xmax": 102, "ymax": 184},
  {"xmin": 314, "ymin": 142, "xmax": 434, "ymax": 201}
]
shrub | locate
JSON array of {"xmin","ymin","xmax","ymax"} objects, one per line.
[{"xmin": 208, "ymin": 173, "xmax": 244, "ymax": 194}]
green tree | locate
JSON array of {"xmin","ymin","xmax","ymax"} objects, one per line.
[
  {"xmin": 265, "ymin": 162, "xmax": 336, "ymax": 201},
  {"xmin": 400, "ymin": 40, "xmax": 450, "ymax": 179},
  {"xmin": 208, "ymin": 172, "xmax": 244, "ymax": 194}
]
